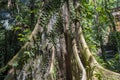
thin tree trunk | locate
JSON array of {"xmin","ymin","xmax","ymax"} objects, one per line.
[
  {"xmin": 30, "ymin": 0, "xmax": 35, "ymax": 29},
  {"xmin": 4, "ymin": 30, "xmax": 8, "ymax": 65}
]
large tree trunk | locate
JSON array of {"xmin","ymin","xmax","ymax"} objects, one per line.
[
  {"xmin": 3, "ymin": 0, "xmax": 120, "ymax": 80},
  {"xmin": 62, "ymin": 1, "xmax": 72, "ymax": 80}
]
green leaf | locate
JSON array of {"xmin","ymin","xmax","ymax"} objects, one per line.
[
  {"xmin": 12, "ymin": 61, "xmax": 18, "ymax": 67},
  {"xmin": 96, "ymin": 7, "xmax": 102, "ymax": 12},
  {"xmin": 18, "ymin": 33, "xmax": 24, "ymax": 37}
]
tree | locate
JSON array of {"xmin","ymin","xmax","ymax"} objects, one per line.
[{"xmin": 1, "ymin": 0, "xmax": 120, "ymax": 80}]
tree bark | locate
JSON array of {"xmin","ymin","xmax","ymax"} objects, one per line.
[
  {"xmin": 62, "ymin": 1, "xmax": 72, "ymax": 80},
  {"xmin": 72, "ymin": 39, "xmax": 87, "ymax": 80}
]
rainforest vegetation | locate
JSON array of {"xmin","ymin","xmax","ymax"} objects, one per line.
[{"xmin": 0, "ymin": 0, "xmax": 120, "ymax": 80}]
